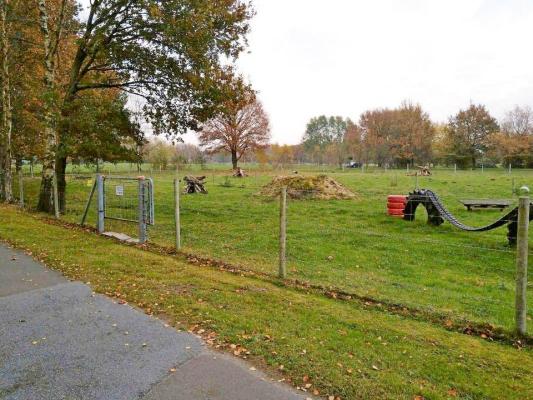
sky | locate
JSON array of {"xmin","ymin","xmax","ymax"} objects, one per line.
[
  {"xmin": 237, "ymin": 0, "xmax": 533, "ymax": 144},
  {"xmin": 79, "ymin": 0, "xmax": 533, "ymax": 145}
]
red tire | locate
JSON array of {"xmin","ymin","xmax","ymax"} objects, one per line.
[
  {"xmin": 387, "ymin": 202, "xmax": 405, "ymax": 210},
  {"xmin": 387, "ymin": 209, "xmax": 404, "ymax": 216},
  {"xmin": 388, "ymin": 195, "xmax": 407, "ymax": 203}
]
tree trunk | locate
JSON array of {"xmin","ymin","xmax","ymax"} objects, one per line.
[
  {"xmin": 37, "ymin": 169, "xmax": 55, "ymax": 213},
  {"xmin": 0, "ymin": 151, "xmax": 4, "ymax": 196},
  {"xmin": 56, "ymin": 154, "xmax": 67, "ymax": 212},
  {"xmin": 36, "ymin": 0, "xmax": 60, "ymax": 212},
  {"xmin": 0, "ymin": 0, "xmax": 12, "ymax": 202},
  {"xmin": 231, "ymin": 150, "xmax": 238, "ymax": 169}
]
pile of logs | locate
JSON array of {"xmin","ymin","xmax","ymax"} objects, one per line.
[
  {"xmin": 233, "ymin": 167, "xmax": 247, "ymax": 177},
  {"xmin": 184, "ymin": 176, "xmax": 208, "ymax": 194},
  {"xmin": 417, "ymin": 165, "xmax": 432, "ymax": 176},
  {"xmin": 407, "ymin": 165, "xmax": 432, "ymax": 177}
]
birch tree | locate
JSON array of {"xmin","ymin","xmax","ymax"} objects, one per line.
[
  {"xmin": 36, "ymin": 0, "xmax": 69, "ymax": 212},
  {"xmin": 0, "ymin": 0, "xmax": 12, "ymax": 202}
]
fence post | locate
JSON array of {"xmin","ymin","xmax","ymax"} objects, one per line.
[
  {"xmin": 174, "ymin": 178, "xmax": 181, "ymax": 251},
  {"xmin": 278, "ymin": 186, "xmax": 287, "ymax": 279},
  {"xmin": 18, "ymin": 169, "xmax": 24, "ymax": 208},
  {"xmin": 454, "ymin": 164, "xmax": 457, "ymax": 173},
  {"xmin": 52, "ymin": 171, "xmax": 60, "ymax": 219},
  {"xmin": 515, "ymin": 186, "xmax": 530, "ymax": 336},
  {"xmin": 138, "ymin": 177, "xmax": 147, "ymax": 244},
  {"xmin": 96, "ymin": 174, "xmax": 105, "ymax": 233}
]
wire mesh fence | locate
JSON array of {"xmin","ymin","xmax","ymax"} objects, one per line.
[{"xmin": 4, "ymin": 166, "xmax": 533, "ymax": 333}]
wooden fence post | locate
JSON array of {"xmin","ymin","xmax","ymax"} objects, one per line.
[
  {"xmin": 174, "ymin": 178, "xmax": 181, "ymax": 251},
  {"xmin": 515, "ymin": 186, "xmax": 530, "ymax": 335},
  {"xmin": 279, "ymin": 186, "xmax": 287, "ymax": 279}
]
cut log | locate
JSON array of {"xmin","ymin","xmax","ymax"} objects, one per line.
[
  {"xmin": 233, "ymin": 167, "xmax": 247, "ymax": 177},
  {"xmin": 416, "ymin": 165, "xmax": 432, "ymax": 176},
  {"xmin": 184, "ymin": 176, "xmax": 208, "ymax": 194}
]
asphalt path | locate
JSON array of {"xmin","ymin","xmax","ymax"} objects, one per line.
[{"xmin": 0, "ymin": 243, "xmax": 310, "ymax": 400}]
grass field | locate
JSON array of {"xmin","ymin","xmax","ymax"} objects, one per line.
[
  {"xmin": 2, "ymin": 206, "xmax": 533, "ymax": 399},
  {"xmin": 13, "ymin": 165, "xmax": 533, "ymax": 336}
]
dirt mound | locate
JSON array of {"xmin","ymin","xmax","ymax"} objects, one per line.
[{"xmin": 259, "ymin": 175, "xmax": 356, "ymax": 200}]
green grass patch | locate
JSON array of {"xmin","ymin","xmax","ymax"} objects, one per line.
[
  {"xmin": 1, "ymin": 206, "xmax": 533, "ymax": 399},
  {"xmin": 13, "ymin": 167, "xmax": 533, "ymax": 335}
]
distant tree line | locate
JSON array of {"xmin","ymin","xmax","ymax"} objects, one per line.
[
  {"xmin": 279, "ymin": 103, "xmax": 533, "ymax": 169},
  {"xmin": 111, "ymin": 101, "xmax": 533, "ymax": 173}
]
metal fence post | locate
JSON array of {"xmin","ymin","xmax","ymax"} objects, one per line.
[
  {"xmin": 52, "ymin": 171, "xmax": 60, "ymax": 219},
  {"xmin": 18, "ymin": 170, "xmax": 24, "ymax": 208},
  {"xmin": 96, "ymin": 174, "xmax": 105, "ymax": 233},
  {"xmin": 279, "ymin": 186, "xmax": 287, "ymax": 279},
  {"xmin": 174, "ymin": 178, "xmax": 181, "ymax": 251},
  {"xmin": 138, "ymin": 177, "xmax": 147, "ymax": 244},
  {"xmin": 515, "ymin": 186, "xmax": 530, "ymax": 336}
]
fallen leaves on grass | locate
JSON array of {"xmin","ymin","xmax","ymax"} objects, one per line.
[{"xmin": 447, "ymin": 388, "xmax": 458, "ymax": 397}]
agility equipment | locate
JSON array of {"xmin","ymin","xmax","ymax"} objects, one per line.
[
  {"xmin": 403, "ymin": 189, "xmax": 532, "ymax": 245},
  {"xmin": 387, "ymin": 195, "xmax": 407, "ymax": 217}
]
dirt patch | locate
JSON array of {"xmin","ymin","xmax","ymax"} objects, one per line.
[{"xmin": 258, "ymin": 175, "xmax": 357, "ymax": 200}]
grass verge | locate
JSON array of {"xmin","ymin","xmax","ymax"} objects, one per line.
[{"xmin": 1, "ymin": 205, "xmax": 533, "ymax": 399}]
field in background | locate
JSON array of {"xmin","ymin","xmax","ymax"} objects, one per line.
[{"xmin": 13, "ymin": 164, "xmax": 533, "ymax": 334}]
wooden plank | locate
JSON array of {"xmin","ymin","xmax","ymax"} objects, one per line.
[{"xmin": 460, "ymin": 199, "xmax": 512, "ymax": 211}]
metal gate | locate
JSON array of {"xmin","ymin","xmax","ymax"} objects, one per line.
[{"xmin": 93, "ymin": 175, "xmax": 154, "ymax": 243}]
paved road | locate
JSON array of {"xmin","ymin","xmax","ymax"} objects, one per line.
[{"xmin": 0, "ymin": 243, "xmax": 310, "ymax": 400}]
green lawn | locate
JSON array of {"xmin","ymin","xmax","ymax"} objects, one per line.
[
  {"xmin": 14, "ymin": 165, "xmax": 533, "ymax": 335},
  {"xmin": 1, "ymin": 205, "xmax": 533, "ymax": 399}
]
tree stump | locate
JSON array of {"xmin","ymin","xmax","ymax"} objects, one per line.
[
  {"xmin": 233, "ymin": 167, "xmax": 247, "ymax": 177},
  {"xmin": 184, "ymin": 176, "xmax": 208, "ymax": 194}
]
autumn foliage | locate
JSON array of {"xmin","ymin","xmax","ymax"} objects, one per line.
[{"xmin": 199, "ymin": 88, "xmax": 270, "ymax": 169}]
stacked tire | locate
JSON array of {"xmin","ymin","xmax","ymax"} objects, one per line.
[{"xmin": 387, "ymin": 195, "xmax": 407, "ymax": 217}]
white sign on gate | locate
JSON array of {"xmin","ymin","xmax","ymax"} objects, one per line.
[{"xmin": 115, "ymin": 185, "xmax": 124, "ymax": 196}]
